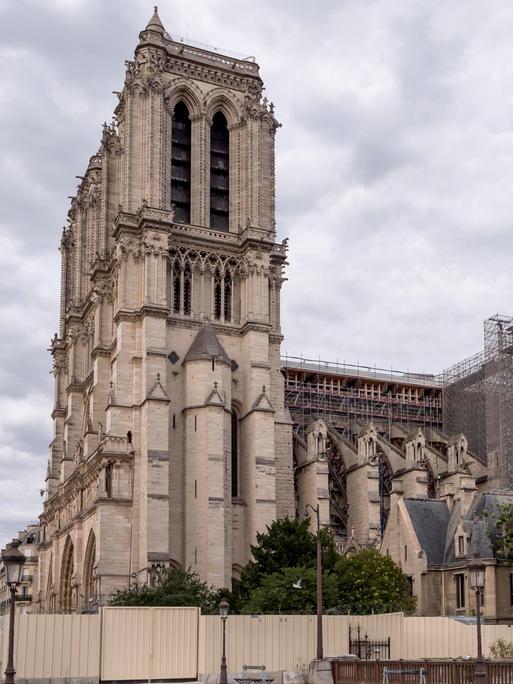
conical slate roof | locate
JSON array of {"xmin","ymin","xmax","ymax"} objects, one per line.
[
  {"xmin": 145, "ymin": 6, "xmax": 166, "ymax": 33},
  {"xmin": 184, "ymin": 322, "xmax": 231, "ymax": 365}
]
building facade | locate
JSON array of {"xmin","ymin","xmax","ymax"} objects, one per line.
[
  {"xmin": 36, "ymin": 8, "xmax": 294, "ymax": 613},
  {"xmin": 4, "ymin": 9, "xmax": 510, "ymax": 618}
]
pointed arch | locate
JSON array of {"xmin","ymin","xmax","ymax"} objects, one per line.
[
  {"xmin": 83, "ymin": 530, "xmax": 96, "ymax": 608},
  {"xmin": 204, "ymin": 90, "xmax": 241, "ymax": 127},
  {"xmin": 164, "ymin": 80, "xmax": 203, "ymax": 120},
  {"xmin": 60, "ymin": 536, "xmax": 74, "ymax": 613}
]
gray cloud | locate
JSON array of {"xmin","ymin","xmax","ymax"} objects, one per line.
[{"xmin": 2, "ymin": 0, "xmax": 513, "ymax": 540}]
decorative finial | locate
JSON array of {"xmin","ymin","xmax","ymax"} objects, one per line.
[
  {"xmin": 214, "ymin": 381, "xmax": 218, "ymax": 390},
  {"xmin": 157, "ymin": 372, "xmax": 161, "ymax": 382}
]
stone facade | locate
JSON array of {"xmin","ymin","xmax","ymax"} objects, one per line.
[{"xmin": 36, "ymin": 8, "xmax": 294, "ymax": 612}]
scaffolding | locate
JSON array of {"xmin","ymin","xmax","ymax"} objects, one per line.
[
  {"xmin": 442, "ymin": 314, "xmax": 513, "ymax": 488},
  {"xmin": 281, "ymin": 355, "xmax": 443, "ymax": 442}
]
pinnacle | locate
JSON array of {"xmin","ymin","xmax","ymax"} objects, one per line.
[{"xmin": 145, "ymin": 5, "xmax": 166, "ymax": 34}]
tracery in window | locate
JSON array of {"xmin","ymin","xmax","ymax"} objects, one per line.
[
  {"xmin": 171, "ymin": 102, "xmax": 191, "ymax": 224},
  {"xmin": 213, "ymin": 268, "xmax": 233, "ymax": 322},
  {"xmin": 172, "ymin": 259, "xmax": 192, "ymax": 316},
  {"xmin": 213, "ymin": 269, "xmax": 222, "ymax": 320},
  {"xmin": 210, "ymin": 112, "xmax": 229, "ymax": 231},
  {"xmin": 224, "ymin": 271, "xmax": 232, "ymax": 322}
]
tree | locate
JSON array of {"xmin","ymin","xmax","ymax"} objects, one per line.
[
  {"xmin": 110, "ymin": 567, "xmax": 218, "ymax": 611},
  {"xmin": 242, "ymin": 566, "xmax": 338, "ymax": 615},
  {"xmin": 231, "ymin": 517, "xmax": 338, "ymax": 610},
  {"xmin": 333, "ymin": 549, "xmax": 416, "ymax": 614},
  {"xmin": 496, "ymin": 503, "xmax": 513, "ymax": 561}
]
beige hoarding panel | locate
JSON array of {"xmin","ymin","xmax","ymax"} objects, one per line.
[
  {"xmin": 100, "ymin": 607, "xmax": 199, "ymax": 681},
  {"xmin": 199, "ymin": 615, "xmax": 355, "ymax": 674},
  {"xmin": 1, "ymin": 614, "xmax": 100, "ymax": 679}
]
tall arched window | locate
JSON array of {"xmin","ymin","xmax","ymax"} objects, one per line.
[
  {"xmin": 231, "ymin": 410, "xmax": 239, "ymax": 497},
  {"xmin": 83, "ymin": 531, "xmax": 96, "ymax": 608},
  {"xmin": 60, "ymin": 537, "xmax": 74, "ymax": 613},
  {"xmin": 171, "ymin": 102, "xmax": 191, "ymax": 224},
  {"xmin": 210, "ymin": 112, "xmax": 229, "ymax": 231}
]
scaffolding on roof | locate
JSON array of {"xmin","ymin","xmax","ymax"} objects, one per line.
[
  {"xmin": 442, "ymin": 314, "xmax": 513, "ymax": 488},
  {"xmin": 281, "ymin": 354, "xmax": 444, "ymax": 443}
]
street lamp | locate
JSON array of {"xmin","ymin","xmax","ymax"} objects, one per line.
[
  {"xmin": 305, "ymin": 503, "xmax": 323, "ymax": 660},
  {"xmin": 219, "ymin": 599, "xmax": 229, "ymax": 684},
  {"xmin": 468, "ymin": 556, "xmax": 486, "ymax": 684},
  {"xmin": 2, "ymin": 541, "xmax": 26, "ymax": 684}
]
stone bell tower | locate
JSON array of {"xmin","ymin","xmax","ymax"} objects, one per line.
[{"xmin": 38, "ymin": 6, "xmax": 294, "ymax": 608}]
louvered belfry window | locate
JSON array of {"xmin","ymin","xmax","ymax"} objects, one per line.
[
  {"xmin": 210, "ymin": 112, "xmax": 229, "ymax": 231},
  {"xmin": 171, "ymin": 102, "xmax": 191, "ymax": 224}
]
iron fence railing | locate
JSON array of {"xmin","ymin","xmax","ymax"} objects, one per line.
[{"xmin": 331, "ymin": 659, "xmax": 513, "ymax": 684}]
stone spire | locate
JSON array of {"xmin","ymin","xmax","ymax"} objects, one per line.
[{"xmin": 145, "ymin": 6, "xmax": 166, "ymax": 34}]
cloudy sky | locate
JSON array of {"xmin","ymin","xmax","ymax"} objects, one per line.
[{"xmin": 2, "ymin": 0, "xmax": 513, "ymax": 541}]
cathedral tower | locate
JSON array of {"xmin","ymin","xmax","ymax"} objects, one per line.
[{"xmin": 38, "ymin": 8, "xmax": 294, "ymax": 611}]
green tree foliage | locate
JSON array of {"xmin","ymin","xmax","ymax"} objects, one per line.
[
  {"xmin": 110, "ymin": 567, "xmax": 218, "ymax": 611},
  {"xmin": 231, "ymin": 517, "xmax": 337, "ymax": 610},
  {"xmin": 333, "ymin": 549, "xmax": 416, "ymax": 615},
  {"xmin": 497, "ymin": 503, "xmax": 513, "ymax": 561},
  {"xmin": 242, "ymin": 566, "xmax": 338, "ymax": 615}
]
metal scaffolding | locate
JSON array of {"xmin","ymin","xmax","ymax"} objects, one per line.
[
  {"xmin": 281, "ymin": 355, "xmax": 443, "ymax": 442},
  {"xmin": 442, "ymin": 314, "xmax": 513, "ymax": 488}
]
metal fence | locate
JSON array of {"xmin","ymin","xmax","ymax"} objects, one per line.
[
  {"xmin": 332, "ymin": 659, "xmax": 513, "ymax": 684},
  {"xmin": 348, "ymin": 624, "xmax": 391, "ymax": 660}
]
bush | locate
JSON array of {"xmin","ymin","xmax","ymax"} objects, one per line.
[{"xmin": 489, "ymin": 638, "xmax": 513, "ymax": 659}]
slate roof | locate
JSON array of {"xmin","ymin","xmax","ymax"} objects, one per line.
[
  {"xmin": 403, "ymin": 498, "xmax": 450, "ymax": 565},
  {"xmin": 183, "ymin": 322, "xmax": 231, "ymax": 365},
  {"xmin": 404, "ymin": 491, "xmax": 513, "ymax": 567}
]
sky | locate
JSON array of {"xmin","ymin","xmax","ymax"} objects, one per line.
[{"xmin": 2, "ymin": 0, "xmax": 513, "ymax": 541}]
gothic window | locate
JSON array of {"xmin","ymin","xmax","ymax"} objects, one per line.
[
  {"xmin": 426, "ymin": 462, "xmax": 437, "ymax": 499},
  {"xmin": 213, "ymin": 268, "xmax": 232, "ymax": 322},
  {"xmin": 224, "ymin": 271, "xmax": 232, "ymax": 322},
  {"xmin": 83, "ymin": 531, "xmax": 96, "ymax": 609},
  {"xmin": 231, "ymin": 410, "xmax": 239, "ymax": 497},
  {"xmin": 378, "ymin": 452, "xmax": 393, "ymax": 535},
  {"xmin": 210, "ymin": 112, "xmax": 229, "ymax": 231},
  {"xmin": 172, "ymin": 260, "xmax": 192, "ymax": 316},
  {"xmin": 183, "ymin": 262, "xmax": 192, "ymax": 315},
  {"xmin": 173, "ymin": 264, "xmax": 181, "ymax": 314},
  {"xmin": 105, "ymin": 462, "xmax": 113, "ymax": 497},
  {"xmin": 60, "ymin": 537, "xmax": 74, "ymax": 613},
  {"xmin": 171, "ymin": 102, "xmax": 191, "ymax": 224},
  {"xmin": 214, "ymin": 269, "xmax": 222, "ymax": 320}
]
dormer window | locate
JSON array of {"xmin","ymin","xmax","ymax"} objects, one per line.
[{"xmin": 457, "ymin": 534, "xmax": 465, "ymax": 556}]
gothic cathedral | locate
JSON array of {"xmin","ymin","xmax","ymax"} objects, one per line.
[{"xmin": 38, "ymin": 9, "xmax": 294, "ymax": 612}]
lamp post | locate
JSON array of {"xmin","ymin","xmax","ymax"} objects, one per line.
[
  {"xmin": 219, "ymin": 599, "xmax": 229, "ymax": 684},
  {"xmin": 469, "ymin": 557, "xmax": 486, "ymax": 684},
  {"xmin": 305, "ymin": 503, "xmax": 323, "ymax": 660},
  {"xmin": 2, "ymin": 542, "xmax": 26, "ymax": 684}
]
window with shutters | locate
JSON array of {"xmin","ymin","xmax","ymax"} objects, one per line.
[
  {"xmin": 171, "ymin": 102, "xmax": 191, "ymax": 224},
  {"xmin": 210, "ymin": 112, "xmax": 229, "ymax": 231}
]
